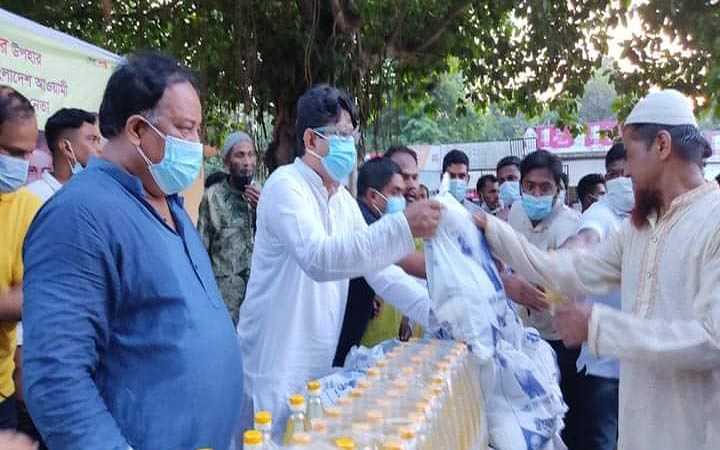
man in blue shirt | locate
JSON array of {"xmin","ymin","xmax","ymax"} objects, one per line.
[{"xmin": 22, "ymin": 53, "xmax": 242, "ymax": 450}]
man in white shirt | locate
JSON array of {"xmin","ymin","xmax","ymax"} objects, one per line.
[
  {"xmin": 27, "ymin": 108, "xmax": 102, "ymax": 202},
  {"xmin": 496, "ymin": 155, "xmax": 522, "ymax": 221},
  {"xmin": 568, "ymin": 143, "xmax": 631, "ymax": 450},
  {"xmin": 476, "ymin": 89, "xmax": 719, "ymax": 450},
  {"xmin": 476, "ymin": 174, "xmax": 501, "ymax": 215},
  {"xmin": 505, "ymin": 149, "xmax": 582, "ymax": 447},
  {"xmin": 236, "ymin": 85, "xmax": 441, "ymax": 440},
  {"xmin": 442, "ymin": 149, "xmax": 482, "ymax": 214}
]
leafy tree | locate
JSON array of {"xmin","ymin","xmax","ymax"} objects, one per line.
[{"xmin": 5, "ymin": 0, "xmax": 717, "ymax": 172}]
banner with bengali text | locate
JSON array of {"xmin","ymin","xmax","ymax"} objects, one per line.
[{"xmin": 0, "ymin": 8, "xmax": 121, "ymax": 128}]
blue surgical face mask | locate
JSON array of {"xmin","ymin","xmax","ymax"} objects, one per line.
[
  {"xmin": 499, "ymin": 180, "xmax": 521, "ymax": 207},
  {"xmin": 66, "ymin": 143, "xmax": 84, "ymax": 175},
  {"xmin": 449, "ymin": 179, "xmax": 468, "ymax": 203},
  {"xmin": 522, "ymin": 193, "xmax": 555, "ymax": 221},
  {"xmin": 372, "ymin": 188, "xmax": 406, "ymax": 215},
  {"xmin": 135, "ymin": 120, "xmax": 204, "ymax": 195},
  {"xmin": 307, "ymin": 130, "xmax": 357, "ymax": 183},
  {"xmin": 0, "ymin": 153, "xmax": 30, "ymax": 193}
]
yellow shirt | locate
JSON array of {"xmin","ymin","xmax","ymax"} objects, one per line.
[{"xmin": 0, "ymin": 188, "xmax": 41, "ymax": 398}]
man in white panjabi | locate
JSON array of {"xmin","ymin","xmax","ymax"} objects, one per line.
[
  {"xmin": 475, "ymin": 89, "xmax": 719, "ymax": 450},
  {"xmin": 236, "ymin": 85, "xmax": 442, "ymax": 441}
]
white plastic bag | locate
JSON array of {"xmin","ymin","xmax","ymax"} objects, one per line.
[{"xmin": 425, "ymin": 175, "xmax": 567, "ymax": 450}]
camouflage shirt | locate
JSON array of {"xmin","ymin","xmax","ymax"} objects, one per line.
[{"xmin": 198, "ymin": 177, "xmax": 255, "ymax": 324}]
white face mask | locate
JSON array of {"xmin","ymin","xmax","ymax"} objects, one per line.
[{"xmin": 605, "ymin": 177, "xmax": 635, "ymax": 215}]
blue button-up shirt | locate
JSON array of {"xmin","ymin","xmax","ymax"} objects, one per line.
[{"xmin": 22, "ymin": 158, "xmax": 242, "ymax": 450}]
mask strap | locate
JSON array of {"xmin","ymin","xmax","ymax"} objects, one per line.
[
  {"xmin": 134, "ymin": 144, "xmax": 153, "ymax": 168},
  {"xmin": 370, "ymin": 188, "xmax": 389, "ymax": 215},
  {"xmin": 65, "ymin": 141, "xmax": 79, "ymax": 169},
  {"xmin": 306, "ymin": 149, "xmax": 323, "ymax": 160},
  {"xmin": 141, "ymin": 117, "xmax": 166, "ymax": 140}
]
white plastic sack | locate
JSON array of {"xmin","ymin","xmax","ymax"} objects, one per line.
[{"xmin": 425, "ymin": 176, "xmax": 567, "ymax": 450}]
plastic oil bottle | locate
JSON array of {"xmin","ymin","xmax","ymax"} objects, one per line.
[
  {"xmin": 254, "ymin": 410, "xmax": 277, "ymax": 449},
  {"xmin": 284, "ymin": 394, "xmax": 307, "ymax": 444},
  {"xmin": 306, "ymin": 380, "xmax": 325, "ymax": 428}
]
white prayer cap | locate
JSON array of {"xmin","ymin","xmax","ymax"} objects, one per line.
[
  {"xmin": 625, "ymin": 89, "xmax": 698, "ymax": 128},
  {"xmin": 222, "ymin": 131, "xmax": 253, "ymax": 159}
]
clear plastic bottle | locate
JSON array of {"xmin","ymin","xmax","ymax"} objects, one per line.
[
  {"xmin": 255, "ymin": 410, "xmax": 277, "ymax": 449},
  {"xmin": 244, "ymin": 429, "xmax": 264, "ymax": 450},
  {"xmin": 399, "ymin": 427, "xmax": 417, "ymax": 450},
  {"xmin": 284, "ymin": 394, "xmax": 307, "ymax": 444},
  {"xmin": 306, "ymin": 380, "xmax": 325, "ymax": 428}
]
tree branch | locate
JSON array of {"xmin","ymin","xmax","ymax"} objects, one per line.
[{"xmin": 414, "ymin": 0, "xmax": 472, "ymax": 54}]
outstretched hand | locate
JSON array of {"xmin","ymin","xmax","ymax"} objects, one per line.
[{"xmin": 473, "ymin": 211, "xmax": 489, "ymax": 230}]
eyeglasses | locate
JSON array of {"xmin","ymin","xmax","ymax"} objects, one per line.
[{"xmin": 313, "ymin": 127, "xmax": 361, "ymax": 144}]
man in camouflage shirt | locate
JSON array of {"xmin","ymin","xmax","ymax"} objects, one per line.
[{"xmin": 198, "ymin": 131, "xmax": 260, "ymax": 325}]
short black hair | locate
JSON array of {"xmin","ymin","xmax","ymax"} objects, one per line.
[
  {"xmin": 442, "ymin": 149, "xmax": 469, "ymax": 174},
  {"xmin": 45, "ymin": 108, "xmax": 97, "ymax": 155},
  {"xmin": 577, "ymin": 173, "xmax": 606, "ymax": 203},
  {"xmin": 357, "ymin": 157, "xmax": 400, "ymax": 197},
  {"xmin": 605, "ymin": 142, "xmax": 626, "ymax": 169},
  {"xmin": 0, "ymin": 85, "xmax": 34, "ymax": 129},
  {"xmin": 385, "ymin": 145, "xmax": 417, "ymax": 163},
  {"xmin": 99, "ymin": 52, "xmax": 196, "ymax": 139},
  {"xmin": 496, "ymin": 155, "xmax": 521, "ymax": 173},
  {"xmin": 520, "ymin": 150, "xmax": 563, "ymax": 186},
  {"xmin": 295, "ymin": 84, "xmax": 358, "ymax": 158},
  {"xmin": 626, "ymin": 123, "xmax": 712, "ymax": 164},
  {"xmin": 476, "ymin": 174, "xmax": 498, "ymax": 193}
]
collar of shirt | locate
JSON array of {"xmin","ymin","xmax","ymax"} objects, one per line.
[
  {"xmin": 646, "ymin": 181, "xmax": 716, "ymax": 229},
  {"xmin": 293, "ymin": 157, "xmax": 333, "ymax": 199},
  {"xmin": 357, "ymin": 199, "xmax": 381, "ymax": 225},
  {"xmin": 88, "ymin": 157, "xmax": 183, "ymax": 209},
  {"xmin": 42, "ymin": 171, "xmax": 62, "ymax": 193}
]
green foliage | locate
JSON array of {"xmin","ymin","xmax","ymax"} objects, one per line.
[{"xmin": 4, "ymin": 0, "xmax": 718, "ymax": 169}]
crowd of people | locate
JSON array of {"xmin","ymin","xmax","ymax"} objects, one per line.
[{"xmin": 0, "ymin": 50, "xmax": 718, "ymax": 450}]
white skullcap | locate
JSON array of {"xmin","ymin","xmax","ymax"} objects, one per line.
[
  {"xmin": 625, "ymin": 89, "xmax": 698, "ymax": 128},
  {"xmin": 222, "ymin": 131, "xmax": 253, "ymax": 159}
]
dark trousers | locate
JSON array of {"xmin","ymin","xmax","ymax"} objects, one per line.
[
  {"xmin": 548, "ymin": 340, "xmax": 582, "ymax": 450},
  {"xmin": 577, "ymin": 372, "xmax": 619, "ymax": 450},
  {"xmin": 333, "ymin": 278, "xmax": 375, "ymax": 367},
  {"xmin": 0, "ymin": 394, "xmax": 17, "ymax": 430}
]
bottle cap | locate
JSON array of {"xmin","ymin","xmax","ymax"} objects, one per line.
[
  {"xmin": 243, "ymin": 430, "xmax": 262, "ymax": 445},
  {"xmin": 335, "ymin": 437, "xmax": 356, "ymax": 449},
  {"xmin": 400, "ymin": 427, "xmax": 416, "ymax": 440},
  {"xmin": 307, "ymin": 380, "xmax": 321, "ymax": 393},
  {"xmin": 382, "ymin": 441, "xmax": 403, "ymax": 450},
  {"xmin": 254, "ymin": 410, "xmax": 272, "ymax": 425},
  {"xmin": 289, "ymin": 394, "xmax": 305, "ymax": 407}
]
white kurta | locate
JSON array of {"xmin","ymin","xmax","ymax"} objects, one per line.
[
  {"xmin": 236, "ymin": 158, "xmax": 430, "ymax": 438},
  {"xmin": 485, "ymin": 182, "xmax": 720, "ymax": 450}
]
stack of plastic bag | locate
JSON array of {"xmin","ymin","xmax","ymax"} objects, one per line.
[{"xmin": 424, "ymin": 175, "xmax": 567, "ymax": 450}]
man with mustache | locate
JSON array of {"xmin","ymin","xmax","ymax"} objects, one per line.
[{"xmin": 474, "ymin": 89, "xmax": 718, "ymax": 450}]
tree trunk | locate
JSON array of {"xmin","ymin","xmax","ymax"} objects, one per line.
[{"xmin": 264, "ymin": 97, "xmax": 297, "ymax": 174}]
